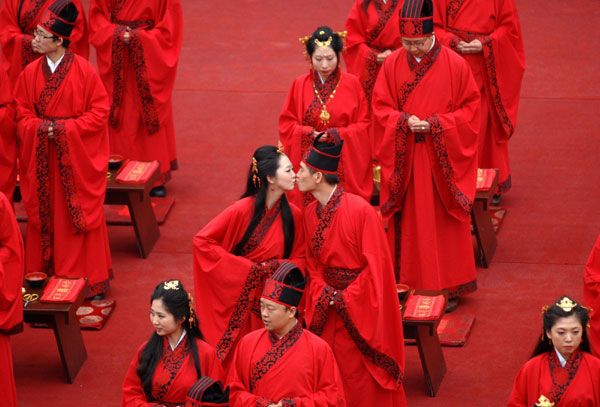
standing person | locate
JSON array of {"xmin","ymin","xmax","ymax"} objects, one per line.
[
  {"xmin": 434, "ymin": 0, "xmax": 525, "ymax": 203},
  {"xmin": 228, "ymin": 262, "xmax": 346, "ymax": 406},
  {"xmin": 297, "ymin": 136, "xmax": 406, "ymax": 406},
  {"xmin": 279, "ymin": 26, "xmax": 372, "ymax": 207},
  {"xmin": 0, "ymin": 192, "xmax": 24, "ymax": 407},
  {"xmin": 13, "ymin": 0, "xmax": 112, "ymax": 297},
  {"xmin": 88, "ymin": 0, "xmax": 183, "ymax": 197},
  {"xmin": 584, "ymin": 236, "xmax": 600, "ymax": 357},
  {"xmin": 0, "ymin": 68, "xmax": 17, "ymax": 200},
  {"xmin": 372, "ymin": 0, "xmax": 480, "ymax": 310},
  {"xmin": 122, "ymin": 280, "xmax": 225, "ymax": 406},
  {"xmin": 0, "ymin": 0, "xmax": 88, "ymax": 89},
  {"xmin": 344, "ymin": 0, "xmax": 402, "ymax": 105},
  {"xmin": 193, "ymin": 146, "xmax": 305, "ymax": 372},
  {"xmin": 508, "ymin": 296, "xmax": 600, "ymax": 406}
]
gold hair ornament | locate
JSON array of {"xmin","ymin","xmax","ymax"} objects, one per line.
[
  {"xmin": 298, "ymin": 31, "xmax": 347, "ymax": 46},
  {"xmin": 252, "ymin": 157, "xmax": 261, "ymax": 188},
  {"xmin": 187, "ymin": 292, "xmax": 197, "ymax": 326},
  {"xmin": 163, "ymin": 280, "xmax": 180, "ymax": 290},
  {"xmin": 315, "ymin": 36, "xmax": 332, "ymax": 48},
  {"xmin": 556, "ymin": 297, "xmax": 577, "ymax": 312},
  {"xmin": 535, "ymin": 395, "xmax": 554, "ymax": 407}
]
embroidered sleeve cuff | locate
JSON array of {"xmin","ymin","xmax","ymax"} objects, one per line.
[
  {"xmin": 256, "ymin": 397, "xmax": 274, "ymax": 407},
  {"xmin": 425, "ymin": 115, "xmax": 442, "ymax": 136}
]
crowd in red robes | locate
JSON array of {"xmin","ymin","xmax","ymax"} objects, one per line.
[{"xmin": 584, "ymin": 236, "xmax": 600, "ymax": 357}]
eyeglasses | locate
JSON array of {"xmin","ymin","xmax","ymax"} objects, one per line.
[
  {"xmin": 401, "ymin": 37, "xmax": 431, "ymax": 49},
  {"xmin": 33, "ymin": 29, "xmax": 56, "ymax": 40}
]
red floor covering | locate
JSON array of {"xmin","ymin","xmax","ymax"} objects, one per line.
[{"xmin": 10, "ymin": 0, "xmax": 600, "ymax": 405}]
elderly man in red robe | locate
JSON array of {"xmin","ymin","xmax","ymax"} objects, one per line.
[
  {"xmin": 584, "ymin": 235, "xmax": 600, "ymax": 357},
  {"xmin": 228, "ymin": 261, "xmax": 346, "ymax": 406},
  {"xmin": 296, "ymin": 135, "xmax": 406, "ymax": 406},
  {"xmin": 372, "ymin": 0, "xmax": 480, "ymax": 311},
  {"xmin": 0, "ymin": 192, "xmax": 25, "ymax": 407},
  {"xmin": 13, "ymin": 0, "xmax": 112, "ymax": 297},
  {"xmin": 88, "ymin": 0, "xmax": 183, "ymax": 197},
  {"xmin": 0, "ymin": 0, "xmax": 88, "ymax": 88},
  {"xmin": 0, "ymin": 69, "xmax": 17, "ymax": 200},
  {"xmin": 434, "ymin": 0, "xmax": 525, "ymax": 203}
]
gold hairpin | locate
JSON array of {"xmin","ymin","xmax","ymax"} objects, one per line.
[
  {"xmin": 299, "ymin": 36, "xmax": 310, "ymax": 45},
  {"xmin": 535, "ymin": 395, "xmax": 554, "ymax": 407},
  {"xmin": 164, "ymin": 280, "xmax": 180, "ymax": 290},
  {"xmin": 252, "ymin": 157, "xmax": 261, "ymax": 188},
  {"xmin": 314, "ymin": 36, "xmax": 332, "ymax": 48},
  {"xmin": 556, "ymin": 297, "xmax": 577, "ymax": 312}
]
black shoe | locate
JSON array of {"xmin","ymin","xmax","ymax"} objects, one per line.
[
  {"xmin": 445, "ymin": 298, "xmax": 459, "ymax": 314},
  {"xmin": 491, "ymin": 193, "xmax": 502, "ymax": 206},
  {"xmin": 150, "ymin": 186, "xmax": 167, "ymax": 197}
]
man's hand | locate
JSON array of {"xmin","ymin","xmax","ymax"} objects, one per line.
[
  {"xmin": 407, "ymin": 115, "xmax": 430, "ymax": 133},
  {"xmin": 123, "ymin": 27, "xmax": 132, "ymax": 44},
  {"xmin": 376, "ymin": 49, "xmax": 392, "ymax": 64},
  {"xmin": 268, "ymin": 402, "xmax": 283, "ymax": 407},
  {"xmin": 47, "ymin": 125, "xmax": 55, "ymax": 139},
  {"xmin": 457, "ymin": 39, "xmax": 482, "ymax": 54}
]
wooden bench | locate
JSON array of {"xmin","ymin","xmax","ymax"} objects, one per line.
[
  {"xmin": 472, "ymin": 169, "xmax": 499, "ymax": 268},
  {"xmin": 22, "ymin": 285, "xmax": 87, "ymax": 383},
  {"xmin": 401, "ymin": 290, "xmax": 447, "ymax": 397}
]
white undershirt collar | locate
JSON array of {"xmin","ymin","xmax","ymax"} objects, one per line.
[
  {"xmin": 169, "ymin": 329, "xmax": 187, "ymax": 351},
  {"xmin": 554, "ymin": 348, "xmax": 567, "ymax": 367},
  {"xmin": 46, "ymin": 53, "xmax": 65, "ymax": 74}
]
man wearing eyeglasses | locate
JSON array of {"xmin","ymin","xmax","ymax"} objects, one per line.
[
  {"xmin": 13, "ymin": 0, "xmax": 113, "ymax": 299},
  {"xmin": 372, "ymin": 0, "xmax": 481, "ymax": 312}
]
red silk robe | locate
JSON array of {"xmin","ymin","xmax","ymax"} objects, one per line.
[
  {"xmin": 0, "ymin": 0, "xmax": 89, "ymax": 89},
  {"xmin": 508, "ymin": 351, "xmax": 600, "ymax": 406},
  {"xmin": 14, "ymin": 52, "xmax": 112, "ymax": 295},
  {"xmin": 344, "ymin": 0, "xmax": 402, "ymax": 104},
  {"xmin": 372, "ymin": 41, "xmax": 480, "ymax": 294},
  {"xmin": 303, "ymin": 189, "xmax": 406, "ymax": 407},
  {"xmin": 434, "ymin": 0, "xmax": 525, "ymax": 192},
  {"xmin": 193, "ymin": 197, "xmax": 305, "ymax": 371},
  {"xmin": 279, "ymin": 70, "xmax": 372, "ymax": 207},
  {"xmin": 0, "ymin": 68, "xmax": 17, "ymax": 199},
  {"xmin": 228, "ymin": 324, "xmax": 346, "ymax": 406},
  {"xmin": 0, "ymin": 192, "xmax": 24, "ymax": 407},
  {"xmin": 122, "ymin": 337, "xmax": 225, "ymax": 407},
  {"xmin": 89, "ymin": 0, "xmax": 183, "ymax": 184},
  {"xmin": 584, "ymin": 235, "xmax": 600, "ymax": 358}
]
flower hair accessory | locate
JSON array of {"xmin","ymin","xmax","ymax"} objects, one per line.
[
  {"xmin": 251, "ymin": 157, "xmax": 261, "ymax": 188},
  {"xmin": 163, "ymin": 280, "xmax": 180, "ymax": 290}
]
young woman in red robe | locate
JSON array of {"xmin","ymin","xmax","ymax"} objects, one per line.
[
  {"xmin": 193, "ymin": 146, "xmax": 305, "ymax": 372},
  {"xmin": 372, "ymin": 0, "xmax": 480, "ymax": 308},
  {"xmin": 279, "ymin": 26, "xmax": 372, "ymax": 207},
  {"xmin": 13, "ymin": 2, "xmax": 112, "ymax": 296},
  {"xmin": 0, "ymin": 0, "xmax": 88, "ymax": 89},
  {"xmin": 228, "ymin": 262, "xmax": 346, "ymax": 406},
  {"xmin": 508, "ymin": 296, "xmax": 600, "ymax": 406},
  {"xmin": 584, "ymin": 236, "xmax": 600, "ymax": 357},
  {"xmin": 122, "ymin": 280, "xmax": 225, "ymax": 407},
  {"xmin": 0, "ymin": 68, "xmax": 17, "ymax": 200},
  {"xmin": 0, "ymin": 192, "xmax": 24, "ymax": 407},
  {"xmin": 344, "ymin": 0, "xmax": 402, "ymax": 105},
  {"xmin": 434, "ymin": 0, "xmax": 525, "ymax": 201},
  {"xmin": 296, "ymin": 136, "xmax": 406, "ymax": 407},
  {"xmin": 89, "ymin": 0, "xmax": 183, "ymax": 195}
]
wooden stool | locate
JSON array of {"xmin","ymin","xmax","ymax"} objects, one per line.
[
  {"xmin": 472, "ymin": 169, "xmax": 499, "ymax": 268},
  {"xmin": 23, "ymin": 285, "xmax": 87, "ymax": 383}
]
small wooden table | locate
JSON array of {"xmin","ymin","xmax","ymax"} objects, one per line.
[
  {"xmin": 401, "ymin": 290, "xmax": 447, "ymax": 397},
  {"xmin": 22, "ymin": 285, "xmax": 87, "ymax": 383},
  {"xmin": 105, "ymin": 167, "xmax": 160, "ymax": 258},
  {"xmin": 472, "ymin": 169, "xmax": 499, "ymax": 268}
]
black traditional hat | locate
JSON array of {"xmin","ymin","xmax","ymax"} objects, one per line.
[
  {"xmin": 399, "ymin": 0, "xmax": 434, "ymax": 38},
  {"xmin": 304, "ymin": 132, "xmax": 343, "ymax": 175},
  {"xmin": 185, "ymin": 377, "xmax": 229, "ymax": 407},
  {"xmin": 40, "ymin": 0, "xmax": 78, "ymax": 39},
  {"xmin": 261, "ymin": 262, "xmax": 305, "ymax": 307}
]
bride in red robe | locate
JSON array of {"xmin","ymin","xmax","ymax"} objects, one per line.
[
  {"xmin": 434, "ymin": 0, "xmax": 525, "ymax": 200},
  {"xmin": 344, "ymin": 0, "xmax": 402, "ymax": 105},
  {"xmin": 122, "ymin": 280, "xmax": 225, "ymax": 406},
  {"xmin": 279, "ymin": 26, "xmax": 372, "ymax": 207},
  {"xmin": 508, "ymin": 296, "xmax": 600, "ymax": 406},
  {"xmin": 193, "ymin": 146, "xmax": 305, "ymax": 372},
  {"xmin": 584, "ymin": 236, "xmax": 600, "ymax": 357}
]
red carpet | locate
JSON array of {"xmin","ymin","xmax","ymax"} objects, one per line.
[
  {"xmin": 104, "ymin": 197, "xmax": 175, "ymax": 225},
  {"xmin": 9, "ymin": 0, "xmax": 600, "ymax": 406}
]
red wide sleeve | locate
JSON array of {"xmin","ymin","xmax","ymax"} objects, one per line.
[
  {"xmin": 432, "ymin": 0, "xmax": 461, "ymax": 47},
  {"xmin": 197, "ymin": 339, "xmax": 226, "ymax": 384},
  {"xmin": 88, "ymin": 0, "xmax": 118, "ymax": 89},
  {"xmin": 0, "ymin": 192, "xmax": 24, "ymax": 334},
  {"xmin": 507, "ymin": 360, "xmax": 533, "ymax": 407},
  {"xmin": 0, "ymin": 69, "xmax": 17, "ymax": 198},
  {"xmin": 227, "ymin": 333, "xmax": 268, "ymax": 406},
  {"xmin": 344, "ymin": 0, "xmax": 378, "ymax": 97},
  {"xmin": 121, "ymin": 344, "xmax": 156, "ymax": 407},
  {"xmin": 584, "ymin": 236, "xmax": 600, "ymax": 358},
  {"xmin": 0, "ymin": 0, "xmax": 33, "ymax": 85}
]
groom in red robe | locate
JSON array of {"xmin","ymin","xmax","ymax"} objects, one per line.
[
  {"xmin": 297, "ymin": 135, "xmax": 406, "ymax": 406},
  {"xmin": 0, "ymin": 68, "xmax": 17, "ymax": 200},
  {"xmin": 13, "ymin": 0, "xmax": 112, "ymax": 296},
  {"xmin": 228, "ymin": 261, "xmax": 345, "ymax": 406},
  {"xmin": 372, "ymin": 0, "xmax": 481, "ymax": 310}
]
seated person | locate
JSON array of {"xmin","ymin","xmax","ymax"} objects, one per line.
[
  {"xmin": 122, "ymin": 280, "xmax": 225, "ymax": 406},
  {"xmin": 228, "ymin": 262, "xmax": 346, "ymax": 406},
  {"xmin": 508, "ymin": 295, "xmax": 600, "ymax": 406}
]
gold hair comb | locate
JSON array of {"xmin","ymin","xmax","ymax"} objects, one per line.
[
  {"xmin": 556, "ymin": 297, "xmax": 577, "ymax": 312},
  {"xmin": 164, "ymin": 280, "xmax": 180, "ymax": 290}
]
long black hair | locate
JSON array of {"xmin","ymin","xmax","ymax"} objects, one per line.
[
  {"xmin": 136, "ymin": 280, "xmax": 205, "ymax": 401},
  {"xmin": 232, "ymin": 146, "xmax": 295, "ymax": 259},
  {"xmin": 305, "ymin": 26, "xmax": 344, "ymax": 61},
  {"xmin": 530, "ymin": 295, "xmax": 591, "ymax": 358}
]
